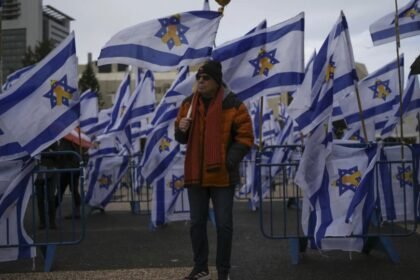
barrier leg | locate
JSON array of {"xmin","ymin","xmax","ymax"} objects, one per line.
[
  {"xmin": 39, "ymin": 244, "xmax": 57, "ymax": 272},
  {"xmin": 288, "ymin": 238, "xmax": 307, "ymax": 265},
  {"xmin": 363, "ymin": 236, "xmax": 400, "ymax": 263},
  {"xmin": 130, "ymin": 201, "xmax": 140, "ymax": 215}
]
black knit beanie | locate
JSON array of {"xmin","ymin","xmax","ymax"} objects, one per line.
[{"xmin": 196, "ymin": 60, "xmax": 223, "ymax": 85}]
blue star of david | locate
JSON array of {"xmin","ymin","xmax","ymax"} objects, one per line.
[
  {"xmin": 98, "ymin": 174, "xmax": 112, "ymax": 190},
  {"xmin": 249, "ymin": 49, "xmax": 279, "ymax": 77},
  {"xmin": 326, "ymin": 57, "xmax": 336, "ymax": 82},
  {"xmin": 155, "ymin": 15, "xmax": 189, "ymax": 50},
  {"xmin": 43, "ymin": 75, "xmax": 76, "ymax": 109},
  {"xmin": 369, "ymin": 79, "xmax": 391, "ymax": 101},
  {"xmin": 399, "ymin": 2, "xmax": 420, "ymax": 20},
  {"xmin": 336, "ymin": 166, "xmax": 361, "ymax": 195},
  {"xmin": 159, "ymin": 135, "xmax": 172, "ymax": 152},
  {"xmin": 396, "ymin": 166, "xmax": 413, "ymax": 188},
  {"xmin": 169, "ymin": 174, "xmax": 184, "ymax": 195}
]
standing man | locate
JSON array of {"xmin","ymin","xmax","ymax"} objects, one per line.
[{"xmin": 175, "ymin": 60, "xmax": 254, "ymax": 280}]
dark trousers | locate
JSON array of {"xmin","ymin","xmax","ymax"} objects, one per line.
[
  {"xmin": 187, "ymin": 186, "xmax": 235, "ymax": 275},
  {"xmin": 55, "ymin": 171, "xmax": 81, "ymax": 208},
  {"xmin": 35, "ymin": 174, "xmax": 58, "ymax": 227}
]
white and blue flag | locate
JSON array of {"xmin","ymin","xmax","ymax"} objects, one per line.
[
  {"xmin": 0, "ymin": 32, "xmax": 79, "ymax": 157},
  {"xmin": 0, "ymin": 160, "xmax": 36, "ymax": 262},
  {"xmin": 84, "ymin": 155, "xmax": 129, "ymax": 208},
  {"xmin": 381, "ymin": 75, "xmax": 420, "ymax": 137},
  {"xmin": 341, "ymin": 56, "xmax": 403, "ymax": 136},
  {"xmin": 370, "ymin": 0, "xmax": 420, "ymax": 46},
  {"xmin": 151, "ymin": 155, "xmax": 190, "ymax": 227},
  {"xmin": 2, "ymin": 65, "xmax": 35, "ymax": 92},
  {"xmin": 289, "ymin": 12, "xmax": 358, "ymax": 135},
  {"xmin": 211, "ymin": 13, "xmax": 304, "ymax": 101},
  {"xmin": 79, "ymin": 89, "xmax": 99, "ymax": 132},
  {"xmin": 98, "ymin": 11, "xmax": 222, "ymax": 71}
]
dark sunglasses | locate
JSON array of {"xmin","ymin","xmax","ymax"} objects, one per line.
[{"xmin": 196, "ymin": 74, "xmax": 212, "ymax": 81}]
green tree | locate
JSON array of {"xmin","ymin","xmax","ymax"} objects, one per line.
[
  {"xmin": 78, "ymin": 62, "xmax": 104, "ymax": 107},
  {"xmin": 22, "ymin": 40, "xmax": 56, "ymax": 66}
]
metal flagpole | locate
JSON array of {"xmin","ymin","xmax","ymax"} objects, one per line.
[{"xmin": 393, "ymin": 0, "xmax": 405, "ymax": 158}]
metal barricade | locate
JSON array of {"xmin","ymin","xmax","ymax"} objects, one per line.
[
  {"xmin": 105, "ymin": 154, "xmax": 152, "ymax": 215},
  {"xmin": 0, "ymin": 150, "xmax": 85, "ymax": 272},
  {"xmin": 257, "ymin": 143, "xmax": 418, "ymax": 264}
]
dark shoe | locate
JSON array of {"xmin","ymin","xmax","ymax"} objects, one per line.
[{"xmin": 184, "ymin": 268, "xmax": 211, "ymax": 280}]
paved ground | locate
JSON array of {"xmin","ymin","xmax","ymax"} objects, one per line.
[{"xmin": 0, "ymin": 200, "xmax": 420, "ymax": 280}]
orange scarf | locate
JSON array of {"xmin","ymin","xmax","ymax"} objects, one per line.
[{"xmin": 184, "ymin": 87, "xmax": 223, "ymax": 186}]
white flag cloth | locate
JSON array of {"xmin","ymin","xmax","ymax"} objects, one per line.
[
  {"xmin": 212, "ymin": 13, "xmax": 304, "ymax": 101},
  {"xmin": 98, "ymin": 11, "xmax": 222, "ymax": 71},
  {"xmin": 0, "ymin": 160, "xmax": 36, "ymax": 262},
  {"xmin": 370, "ymin": 0, "xmax": 420, "ymax": 46},
  {"xmin": 0, "ymin": 32, "xmax": 79, "ymax": 157}
]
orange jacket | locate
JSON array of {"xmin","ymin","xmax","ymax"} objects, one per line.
[{"xmin": 175, "ymin": 91, "xmax": 254, "ymax": 187}]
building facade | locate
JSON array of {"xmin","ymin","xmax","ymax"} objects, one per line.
[{"xmin": 1, "ymin": 0, "xmax": 73, "ymax": 80}]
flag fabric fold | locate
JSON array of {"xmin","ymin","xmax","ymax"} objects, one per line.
[
  {"xmin": 0, "ymin": 32, "xmax": 79, "ymax": 157},
  {"xmin": 98, "ymin": 11, "xmax": 222, "ymax": 71},
  {"xmin": 211, "ymin": 13, "xmax": 304, "ymax": 101},
  {"xmin": 370, "ymin": 0, "xmax": 420, "ymax": 46}
]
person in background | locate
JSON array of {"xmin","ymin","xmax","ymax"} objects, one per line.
[
  {"xmin": 55, "ymin": 138, "xmax": 81, "ymax": 219},
  {"xmin": 175, "ymin": 60, "xmax": 254, "ymax": 280},
  {"xmin": 35, "ymin": 142, "xmax": 59, "ymax": 230}
]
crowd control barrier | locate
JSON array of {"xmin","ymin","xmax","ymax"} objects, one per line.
[
  {"xmin": 0, "ymin": 150, "xmax": 85, "ymax": 272},
  {"xmin": 256, "ymin": 143, "xmax": 418, "ymax": 264}
]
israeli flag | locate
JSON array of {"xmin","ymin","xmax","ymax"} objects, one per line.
[
  {"xmin": 289, "ymin": 12, "xmax": 358, "ymax": 135},
  {"xmin": 377, "ymin": 145, "xmax": 416, "ymax": 222},
  {"xmin": 381, "ymin": 75, "xmax": 420, "ymax": 137},
  {"xmin": 98, "ymin": 11, "xmax": 222, "ymax": 71},
  {"xmin": 84, "ymin": 155, "xmax": 129, "ymax": 208},
  {"xmin": 80, "ymin": 89, "xmax": 99, "ymax": 132},
  {"xmin": 151, "ymin": 155, "xmax": 190, "ymax": 227},
  {"xmin": 212, "ymin": 13, "xmax": 304, "ymax": 101},
  {"xmin": 341, "ymin": 56, "xmax": 403, "ymax": 134},
  {"xmin": 0, "ymin": 160, "xmax": 36, "ymax": 262},
  {"xmin": 303, "ymin": 144, "xmax": 379, "ymax": 251},
  {"xmin": 0, "ymin": 32, "xmax": 79, "ymax": 157},
  {"xmin": 370, "ymin": 0, "xmax": 420, "ymax": 46},
  {"xmin": 84, "ymin": 108, "xmax": 112, "ymax": 138},
  {"xmin": 105, "ymin": 72, "xmax": 131, "ymax": 133}
]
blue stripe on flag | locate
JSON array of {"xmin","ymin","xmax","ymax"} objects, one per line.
[
  {"xmin": 23, "ymin": 104, "xmax": 79, "ymax": 154},
  {"xmin": 212, "ymin": 18, "xmax": 304, "ymax": 61},
  {"xmin": 371, "ymin": 21, "xmax": 420, "ymax": 42},
  {"xmin": 99, "ymin": 45, "xmax": 213, "ymax": 67},
  {"xmin": 146, "ymin": 145, "xmax": 180, "ymax": 184},
  {"xmin": 236, "ymin": 72, "xmax": 304, "ymax": 101}
]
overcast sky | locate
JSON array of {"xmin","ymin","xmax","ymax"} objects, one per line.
[{"xmin": 44, "ymin": 0, "xmax": 418, "ymax": 78}]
